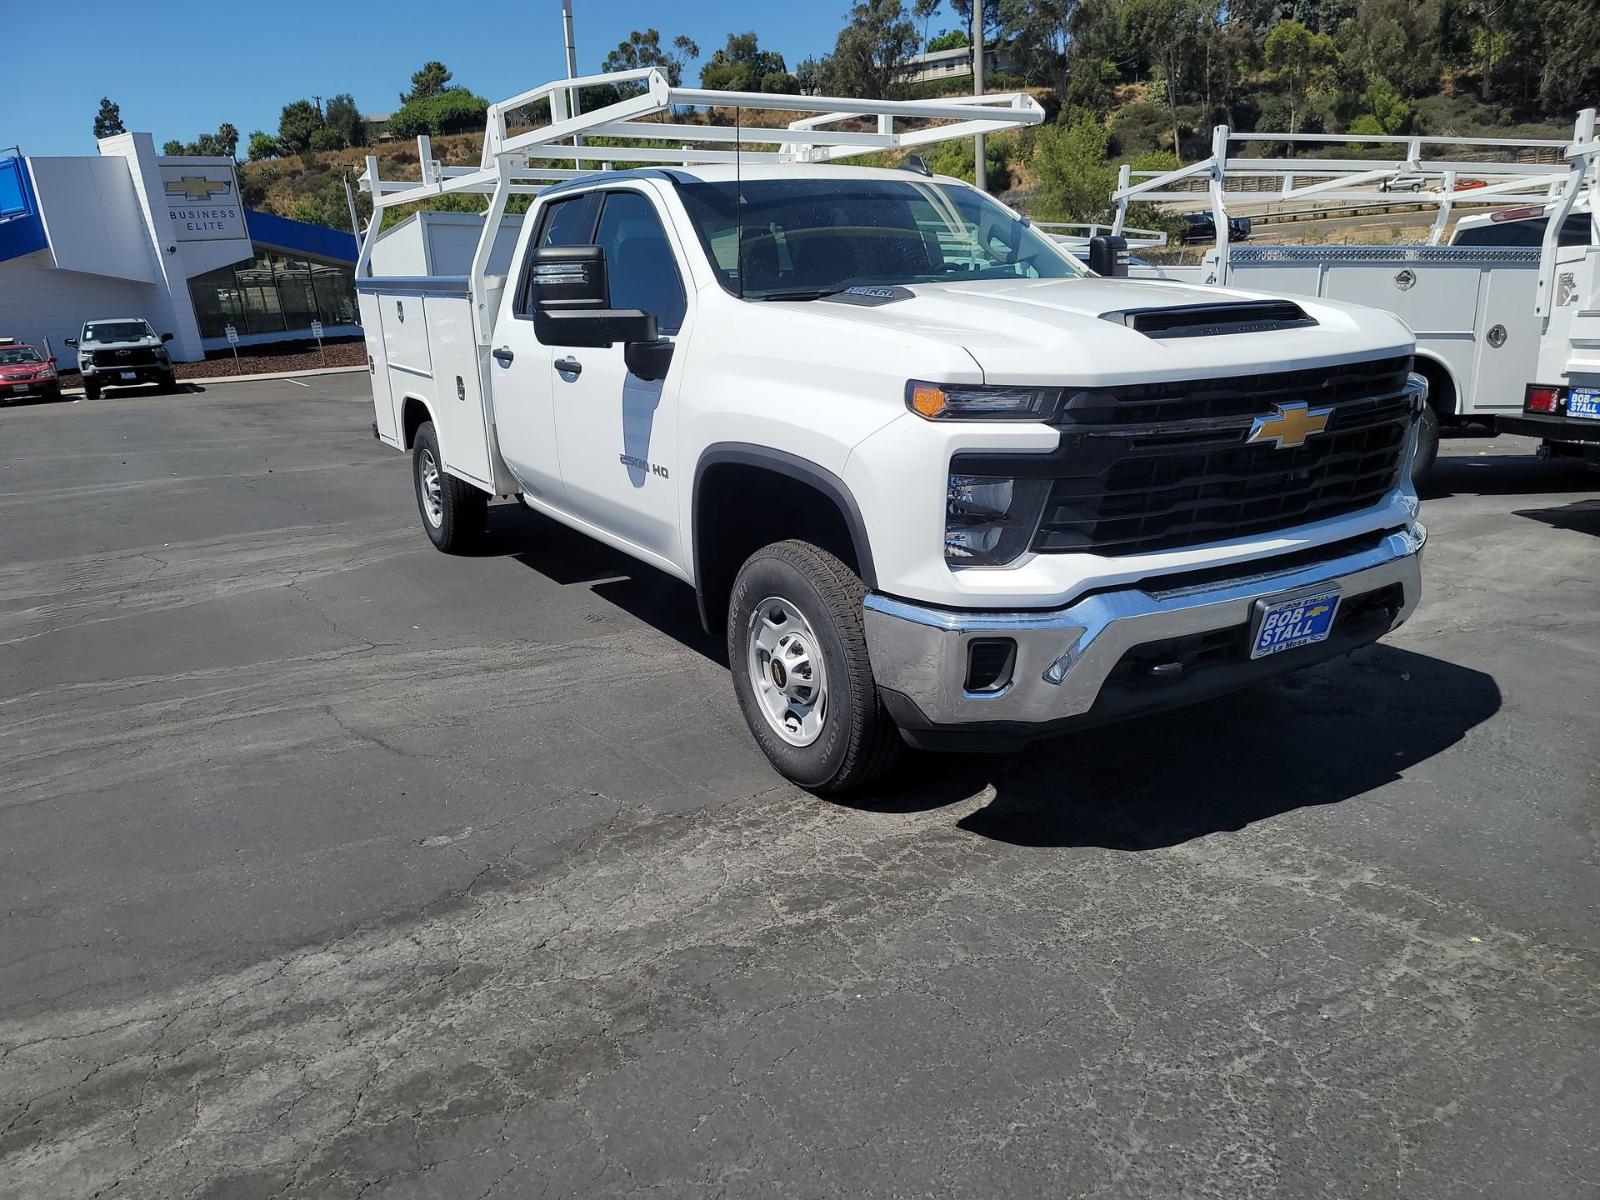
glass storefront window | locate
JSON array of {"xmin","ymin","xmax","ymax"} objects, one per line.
[{"xmin": 187, "ymin": 250, "xmax": 359, "ymax": 340}]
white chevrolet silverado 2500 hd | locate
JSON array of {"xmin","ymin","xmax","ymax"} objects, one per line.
[{"xmin": 357, "ymin": 76, "xmax": 1427, "ymax": 792}]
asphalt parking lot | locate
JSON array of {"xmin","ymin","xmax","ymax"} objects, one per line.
[{"xmin": 2, "ymin": 375, "xmax": 1596, "ymax": 1199}]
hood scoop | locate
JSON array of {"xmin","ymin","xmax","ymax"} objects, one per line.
[{"xmin": 1102, "ymin": 300, "xmax": 1318, "ymax": 339}]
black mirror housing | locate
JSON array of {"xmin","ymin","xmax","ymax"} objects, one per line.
[
  {"xmin": 1088, "ymin": 235, "xmax": 1129, "ymax": 278},
  {"xmin": 624, "ymin": 339, "xmax": 675, "ymax": 381},
  {"xmin": 160, "ymin": 332, "xmax": 174, "ymax": 342},
  {"xmin": 534, "ymin": 309, "xmax": 657, "ymax": 349},
  {"xmin": 64, "ymin": 338, "xmax": 78, "ymax": 348}
]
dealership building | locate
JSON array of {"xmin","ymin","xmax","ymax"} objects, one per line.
[{"xmin": 0, "ymin": 133, "xmax": 358, "ymax": 362}]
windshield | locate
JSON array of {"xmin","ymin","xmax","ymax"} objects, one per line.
[
  {"xmin": 676, "ymin": 177, "xmax": 1087, "ymax": 298},
  {"xmin": 83, "ymin": 321, "xmax": 154, "ymax": 343},
  {"xmin": 0, "ymin": 347, "xmax": 42, "ymax": 365}
]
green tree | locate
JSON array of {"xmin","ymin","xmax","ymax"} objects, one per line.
[
  {"xmin": 1264, "ymin": 19, "xmax": 1337, "ymax": 133},
  {"xmin": 162, "ymin": 123, "xmax": 241, "ymax": 159},
  {"xmin": 387, "ymin": 90, "xmax": 490, "ymax": 138},
  {"xmin": 277, "ymin": 100, "xmax": 326, "ymax": 155},
  {"xmin": 93, "ymin": 97, "xmax": 125, "ymax": 139},
  {"xmin": 604, "ymin": 29, "xmax": 701, "ymax": 87},
  {"xmin": 161, "ymin": 139, "xmax": 185, "ymax": 155},
  {"xmin": 824, "ymin": 0, "xmax": 920, "ymax": 99},
  {"xmin": 700, "ymin": 32, "xmax": 798, "ymax": 93},
  {"xmin": 1123, "ymin": 0, "xmax": 1210, "ymax": 152},
  {"xmin": 403, "ymin": 61, "xmax": 452, "ymax": 105},
  {"xmin": 926, "ymin": 29, "xmax": 970, "ymax": 52},
  {"xmin": 324, "ymin": 94, "xmax": 364, "ymax": 148},
  {"xmin": 246, "ymin": 131, "xmax": 281, "ymax": 161},
  {"xmin": 795, "ymin": 56, "xmax": 826, "ymax": 95},
  {"xmin": 1033, "ymin": 115, "xmax": 1118, "ymax": 221}
]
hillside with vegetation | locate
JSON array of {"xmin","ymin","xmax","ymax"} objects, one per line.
[{"xmin": 127, "ymin": 0, "xmax": 1594, "ymax": 236}]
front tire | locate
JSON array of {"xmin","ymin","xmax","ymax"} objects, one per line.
[
  {"xmin": 728, "ymin": 540, "xmax": 903, "ymax": 794},
  {"xmin": 1411, "ymin": 404, "xmax": 1440, "ymax": 488},
  {"xmin": 157, "ymin": 372, "xmax": 177, "ymax": 394},
  {"xmin": 83, "ymin": 379, "xmax": 101, "ymax": 401},
  {"xmin": 412, "ymin": 421, "xmax": 487, "ymax": 554}
]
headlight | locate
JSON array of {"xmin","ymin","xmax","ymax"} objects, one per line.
[
  {"xmin": 944, "ymin": 471, "xmax": 1050, "ymax": 566},
  {"xmin": 908, "ymin": 381, "xmax": 1059, "ymax": 421}
]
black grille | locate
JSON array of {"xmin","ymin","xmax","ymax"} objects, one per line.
[
  {"xmin": 957, "ymin": 355, "xmax": 1414, "ymax": 558},
  {"xmin": 91, "ymin": 347, "xmax": 160, "ymax": 367}
]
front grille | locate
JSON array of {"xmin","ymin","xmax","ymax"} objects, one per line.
[
  {"xmin": 91, "ymin": 348, "xmax": 160, "ymax": 367},
  {"xmin": 960, "ymin": 355, "xmax": 1413, "ymax": 558}
]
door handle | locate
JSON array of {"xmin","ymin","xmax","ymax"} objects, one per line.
[
  {"xmin": 555, "ymin": 356, "xmax": 583, "ymax": 377},
  {"xmin": 492, "ymin": 347, "xmax": 514, "ymax": 366}
]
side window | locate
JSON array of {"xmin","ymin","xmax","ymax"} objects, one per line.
[
  {"xmin": 594, "ymin": 191, "xmax": 687, "ymax": 335},
  {"xmin": 515, "ymin": 192, "xmax": 600, "ymax": 316}
]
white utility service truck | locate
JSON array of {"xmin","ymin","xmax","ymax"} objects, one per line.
[
  {"xmin": 356, "ymin": 69, "xmax": 1428, "ymax": 792},
  {"xmin": 1106, "ymin": 113, "xmax": 1600, "ymax": 476}
]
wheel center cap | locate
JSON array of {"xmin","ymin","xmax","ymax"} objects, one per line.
[{"xmin": 770, "ymin": 660, "xmax": 787, "ymax": 688}]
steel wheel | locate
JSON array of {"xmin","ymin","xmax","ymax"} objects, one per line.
[
  {"xmin": 746, "ymin": 595, "xmax": 828, "ymax": 747},
  {"xmin": 418, "ymin": 448, "xmax": 444, "ymax": 528}
]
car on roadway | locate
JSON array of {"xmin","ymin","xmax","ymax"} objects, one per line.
[
  {"xmin": 1180, "ymin": 210, "xmax": 1251, "ymax": 243},
  {"xmin": 65, "ymin": 318, "xmax": 178, "ymax": 400},
  {"xmin": 0, "ymin": 337, "xmax": 62, "ymax": 403}
]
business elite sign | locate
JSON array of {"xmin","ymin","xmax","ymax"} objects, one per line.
[{"xmin": 159, "ymin": 162, "xmax": 247, "ymax": 242}]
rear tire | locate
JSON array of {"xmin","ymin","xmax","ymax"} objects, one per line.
[
  {"xmin": 1411, "ymin": 404, "xmax": 1440, "ymax": 488},
  {"xmin": 728, "ymin": 540, "xmax": 903, "ymax": 794},
  {"xmin": 412, "ymin": 420, "xmax": 487, "ymax": 554}
]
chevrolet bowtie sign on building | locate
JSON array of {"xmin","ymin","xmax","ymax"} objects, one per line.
[{"xmin": 159, "ymin": 162, "xmax": 246, "ymax": 242}]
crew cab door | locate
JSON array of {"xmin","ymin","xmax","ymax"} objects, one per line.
[
  {"xmin": 548, "ymin": 187, "xmax": 691, "ymax": 566},
  {"xmin": 492, "ymin": 190, "xmax": 602, "ymax": 505}
]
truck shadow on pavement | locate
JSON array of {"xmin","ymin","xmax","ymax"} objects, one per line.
[
  {"xmin": 491, "ymin": 504, "xmax": 1502, "ymax": 852},
  {"xmin": 848, "ymin": 645, "xmax": 1502, "ymax": 849},
  {"xmin": 1512, "ymin": 497, "xmax": 1600, "ymax": 538},
  {"xmin": 1423, "ymin": 452, "xmax": 1592, "ymax": 499}
]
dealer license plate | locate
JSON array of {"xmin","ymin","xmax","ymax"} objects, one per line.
[
  {"xmin": 1568, "ymin": 388, "xmax": 1600, "ymax": 421},
  {"xmin": 10, "ymin": 384, "xmax": 26, "ymax": 393},
  {"xmin": 1251, "ymin": 590, "xmax": 1341, "ymax": 660},
  {"xmin": 120, "ymin": 371, "xmax": 137, "ymax": 381}
]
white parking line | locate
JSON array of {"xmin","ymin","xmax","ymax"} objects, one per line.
[{"xmin": 284, "ymin": 378, "xmax": 310, "ymax": 388}]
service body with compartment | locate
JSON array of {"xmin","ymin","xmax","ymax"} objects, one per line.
[{"xmin": 356, "ymin": 71, "xmax": 1428, "ymax": 791}]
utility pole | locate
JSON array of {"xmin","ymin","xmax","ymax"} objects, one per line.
[
  {"xmin": 562, "ymin": 0, "xmax": 582, "ymax": 151},
  {"xmin": 972, "ymin": 4, "xmax": 985, "ymax": 192}
]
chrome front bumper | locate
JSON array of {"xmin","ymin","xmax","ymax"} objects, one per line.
[{"xmin": 863, "ymin": 524, "xmax": 1425, "ymax": 737}]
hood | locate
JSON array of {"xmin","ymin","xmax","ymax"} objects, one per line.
[
  {"xmin": 0, "ymin": 360, "xmax": 52, "ymax": 376},
  {"xmin": 798, "ymin": 276, "xmax": 1414, "ymax": 385}
]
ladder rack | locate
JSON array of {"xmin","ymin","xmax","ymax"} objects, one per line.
[
  {"xmin": 1108, "ymin": 110, "xmax": 1598, "ymax": 311},
  {"xmin": 357, "ymin": 68, "xmax": 1043, "ymax": 218},
  {"xmin": 354, "ymin": 68, "xmax": 1045, "ymax": 347}
]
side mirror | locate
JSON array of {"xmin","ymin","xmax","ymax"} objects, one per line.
[
  {"xmin": 48, "ymin": 356, "xmax": 57, "ymax": 365},
  {"xmin": 624, "ymin": 340, "xmax": 675, "ymax": 382},
  {"xmin": 527, "ymin": 245, "xmax": 656, "ymax": 348},
  {"xmin": 1088, "ymin": 235, "xmax": 1129, "ymax": 278},
  {"xmin": 64, "ymin": 338, "xmax": 78, "ymax": 348},
  {"xmin": 160, "ymin": 332, "xmax": 174, "ymax": 343}
]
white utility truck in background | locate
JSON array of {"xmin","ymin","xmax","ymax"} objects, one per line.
[
  {"xmin": 356, "ymin": 69, "xmax": 1428, "ymax": 793},
  {"xmin": 1106, "ymin": 113, "xmax": 1600, "ymax": 477}
]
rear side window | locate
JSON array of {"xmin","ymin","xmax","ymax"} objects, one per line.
[
  {"xmin": 593, "ymin": 191, "xmax": 687, "ymax": 335},
  {"xmin": 1452, "ymin": 214, "xmax": 1591, "ymax": 248}
]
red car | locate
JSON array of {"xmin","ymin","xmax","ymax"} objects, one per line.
[{"xmin": 0, "ymin": 338, "xmax": 62, "ymax": 403}]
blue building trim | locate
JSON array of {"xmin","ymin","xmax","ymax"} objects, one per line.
[
  {"xmin": 0, "ymin": 155, "xmax": 49, "ymax": 264},
  {"xmin": 244, "ymin": 208, "xmax": 358, "ymax": 265}
]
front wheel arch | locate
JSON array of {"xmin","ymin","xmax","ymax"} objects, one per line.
[{"xmin": 691, "ymin": 445, "xmax": 877, "ymax": 637}]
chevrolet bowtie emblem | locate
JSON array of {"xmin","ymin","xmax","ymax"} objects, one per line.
[
  {"xmin": 1246, "ymin": 401, "xmax": 1332, "ymax": 449},
  {"xmin": 165, "ymin": 175, "xmax": 231, "ymax": 201}
]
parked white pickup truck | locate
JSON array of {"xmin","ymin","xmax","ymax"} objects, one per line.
[{"xmin": 356, "ymin": 71, "xmax": 1428, "ymax": 791}]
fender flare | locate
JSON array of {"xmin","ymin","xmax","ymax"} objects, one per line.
[{"xmin": 691, "ymin": 443, "xmax": 879, "ymax": 625}]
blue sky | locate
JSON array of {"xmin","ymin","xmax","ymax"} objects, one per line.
[{"xmin": 6, "ymin": 0, "xmax": 962, "ymax": 157}]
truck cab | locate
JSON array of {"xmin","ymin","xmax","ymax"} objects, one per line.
[{"xmin": 356, "ymin": 72, "xmax": 1427, "ymax": 792}]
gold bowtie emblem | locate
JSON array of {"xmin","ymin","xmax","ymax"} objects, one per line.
[
  {"xmin": 165, "ymin": 175, "xmax": 231, "ymax": 201},
  {"xmin": 1246, "ymin": 401, "xmax": 1332, "ymax": 449}
]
